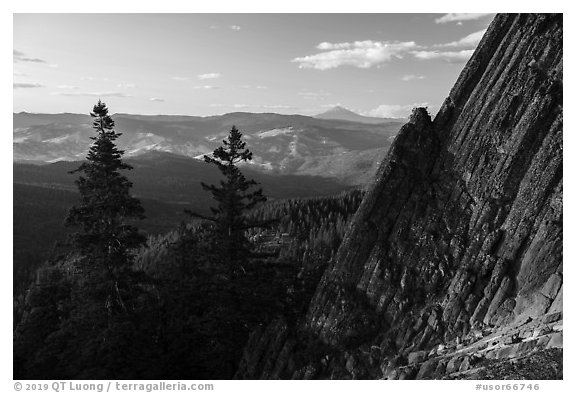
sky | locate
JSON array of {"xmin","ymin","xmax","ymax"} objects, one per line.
[{"xmin": 13, "ymin": 13, "xmax": 495, "ymax": 118}]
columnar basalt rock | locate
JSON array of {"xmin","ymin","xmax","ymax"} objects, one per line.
[{"xmin": 235, "ymin": 13, "xmax": 562, "ymax": 379}]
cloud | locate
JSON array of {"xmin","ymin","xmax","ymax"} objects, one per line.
[
  {"xmin": 193, "ymin": 85, "xmax": 220, "ymax": 90},
  {"xmin": 149, "ymin": 97, "xmax": 165, "ymax": 102},
  {"xmin": 13, "ymin": 71, "xmax": 26, "ymax": 76},
  {"xmin": 292, "ymin": 40, "xmax": 418, "ymax": 70},
  {"xmin": 298, "ymin": 91, "xmax": 331, "ymax": 100},
  {"xmin": 412, "ymin": 50, "xmax": 474, "ymax": 63},
  {"xmin": 435, "ymin": 29, "xmax": 486, "ymax": 48},
  {"xmin": 239, "ymin": 85, "xmax": 268, "ymax": 90},
  {"xmin": 117, "ymin": 82, "xmax": 136, "ymax": 89},
  {"xmin": 293, "ymin": 31, "xmax": 488, "ymax": 70},
  {"xmin": 171, "ymin": 76, "xmax": 190, "ymax": 81},
  {"xmin": 231, "ymin": 104, "xmax": 295, "ymax": 110},
  {"xmin": 208, "ymin": 25, "xmax": 241, "ymax": 31},
  {"xmin": 80, "ymin": 76, "xmax": 109, "ymax": 81},
  {"xmin": 197, "ymin": 73, "xmax": 221, "ymax": 80},
  {"xmin": 435, "ymin": 13, "xmax": 494, "ymax": 24},
  {"xmin": 262, "ymin": 104, "xmax": 294, "ymax": 109},
  {"xmin": 14, "ymin": 82, "xmax": 43, "ymax": 89},
  {"xmin": 56, "ymin": 85, "xmax": 79, "ymax": 90},
  {"xmin": 410, "ymin": 31, "xmax": 484, "ymax": 63},
  {"xmin": 13, "ymin": 50, "xmax": 46, "ymax": 63},
  {"xmin": 54, "ymin": 91, "xmax": 132, "ymax": 98},
  {"xmin": 316, "ymin": 42, "xmax": 353, "ymax": 50},
  {"xmin": 366, "ymin": 102, "xmax": 429, "ymax": 118},
  {"xmin": 401, "ymin": 74, "xmax": 425, "ymax": 82}
]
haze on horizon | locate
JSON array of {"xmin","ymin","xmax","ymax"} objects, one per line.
[{"xmin": 14, "ymin": 13, "xmax": 494, "ymax": 118}]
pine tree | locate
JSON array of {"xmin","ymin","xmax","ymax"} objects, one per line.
[
  {"xmin": 187, "ymin": 125, "xmax": 267, "ymax": 266},
  {"xmin": 66, "ymin": 100, "xmax": 146, "ymax": 311}
]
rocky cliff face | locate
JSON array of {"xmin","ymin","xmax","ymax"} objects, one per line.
[{"xmin": 235, "ymin": 13, "xmax": 563, "ymax": 379}]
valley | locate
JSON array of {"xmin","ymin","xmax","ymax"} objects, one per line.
[{"xmin": 13, "ymin": 150, "xmax": 356, "ymax": 294}]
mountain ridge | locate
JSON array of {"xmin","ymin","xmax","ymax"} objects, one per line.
[
  {"xmin": 315, "ymin": 105, "xmax": 405, "ymax": 124},
  {"xmin": 14, "ymin": 110, "xmax": 403, "ymax": 184}
]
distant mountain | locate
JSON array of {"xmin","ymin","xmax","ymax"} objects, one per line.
[
  {"xmin": 315, "ymin": 106, "xmax": 405, "ymax": 124},
  {"xmin": 13, "ymin": 111, "xmax": 403, "ymax": 183}
]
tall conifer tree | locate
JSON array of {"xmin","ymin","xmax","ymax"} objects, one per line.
[
  {"xmin": 66, "ymin": 100, "xmax": 145, "ymax": 311},
  {"xmin": 188, "ymin": 125, "xmax": 266, "ymax": 266}
]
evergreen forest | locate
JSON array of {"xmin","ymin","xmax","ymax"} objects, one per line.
[{"xmin": 13, "ymin": 101, "xmax": 364, "ymax": 379}]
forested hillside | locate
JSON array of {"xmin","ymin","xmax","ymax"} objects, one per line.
[
  {"xmin": 13, "ymin": 154, "xmax": 350, "ymax": 299},
  {"xmin": 13, "ymin": 13, "xmax": 562, "ymax": 382},
  {"xmin": 14, "ymin": 189, "xmax": 363, "ymax": 378}
]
